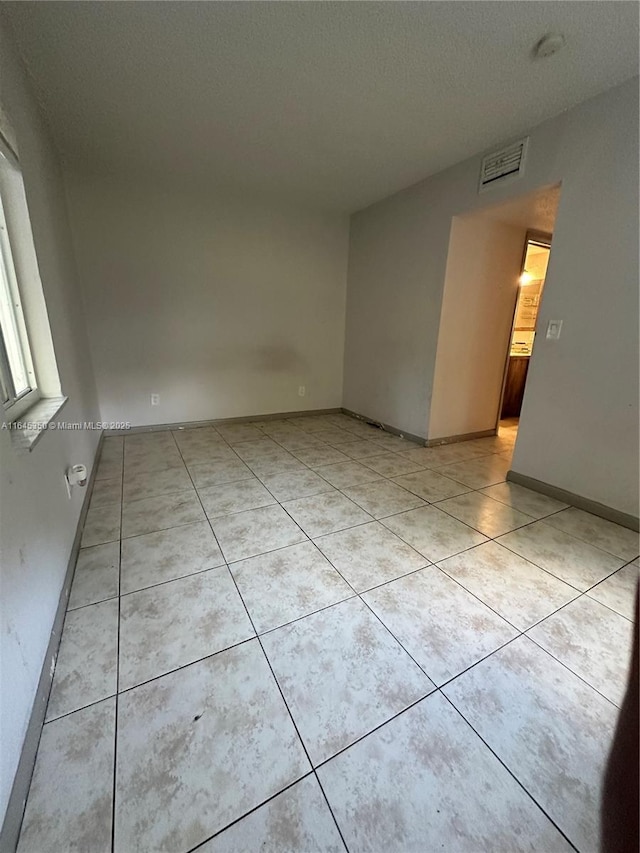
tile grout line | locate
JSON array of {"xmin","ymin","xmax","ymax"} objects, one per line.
[
  {"xmin": 171, "ymin": 431, "xmax": 239, "ymax": 583},
  {"xmin": 200, "ymin": 419, "xmax": 446, "ymax": 848},
  {"xmin": 250, "ymin": 428, "xmax": 634, "ymax": 825},
  {"xmin": 52, "ymin": 420, "xmax": 634, "ymax": 851},
  {"xmin": 184, "ymin": 771, "xmax": 319, "ymax": 853},
  {"xmin": 224, "ymin": 563, "xmax": 352, "ymax": 853},
  {"xmin": 117, "ymin": 561, "xmax": 229, "ymax": 602},
  {"xmin": 112, "ymin": 426, "xmax": 633, "ymax": 656},
  {"xmin": 438, "ymin": 693, "xmax": 581, "ymax": 853},
  {"xmin": 522, "ymin": 632, "xmax": 624, "ymax": 709},
  {"xmin": 310, "ymin": 521, "xmax": 531, "ymax": 694},
  {"xmin": 110, "ymin": 433, "xmax": 125, "ymax": 853},
  {"xmin": 268, "ymin": 504, "xmax": 568, "ymax": 821},
  {"xmin": 116, "ymin": 636, "xmax": 257, "ymax": 698},
  {"xmin": 51, "ymin": 561, "xmax": 624, "ymax": 725},
  {"xmin": 98, "ymin": 428, "xmax": 634, "ymax": 655},
  {"xmin": 323, "ymin": 470, "xmax": 633, "ymax": 607}
]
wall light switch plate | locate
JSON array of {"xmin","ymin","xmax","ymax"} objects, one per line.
[{"xmin": 546, "ymin": 320, "xmax": 563, "ymax": 340}]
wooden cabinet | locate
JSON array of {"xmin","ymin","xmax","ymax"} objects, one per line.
[{"xmin": 501, "ymin": 356, "xmax": 530, "ymax": 418}]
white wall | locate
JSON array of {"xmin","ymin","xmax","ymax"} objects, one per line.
[
  {"xmin": 344, "ymin": 78, "xmax": 639, "ymax": 517},
  {"xmin": 65, "ymin": 174, "xmax": 349, "ymax": 427},
  {"xmin": 429, "ymin": 216, "xmax": 524, "ymax": 440},
  {"xmin": 0, "ymin": 22, "xmax": 100, "ymax": 825}
]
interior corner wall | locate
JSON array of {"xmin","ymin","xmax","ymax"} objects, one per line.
[
  {"xmin": 343, "ymin": 77, "xmax": 639, "ymax": 517},
  {"xmin": 0, "ymin": 20, "xmax": 100, "ymax": 827},
  {"xmin": 428, "ymin": 217, "xmax": 525, "ymax": 440},
  {"xmin": 64, "ymin": 173, "xmax": 350, "ymax": 427}
]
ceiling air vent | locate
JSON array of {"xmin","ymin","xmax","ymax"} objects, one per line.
[{"xmin": 479, "ymin": 137, "xmax": 529, "ymax": 192}]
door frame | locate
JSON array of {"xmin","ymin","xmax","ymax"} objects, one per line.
[{"xmin": 494, "ymin": 229, "xmax": 553, "ymax": 431}]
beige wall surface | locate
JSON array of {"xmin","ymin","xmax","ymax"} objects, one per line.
[
  {"xmin": 66, "ymin": 174, "xmax": 349, "ymax": 427},
  {"xmin": 429, "ymin": 217, "xmax": 524, "ymax": 439},
  {"xmin": 344, "ymin": 78, "xmax": 639, "ymax": 516}
]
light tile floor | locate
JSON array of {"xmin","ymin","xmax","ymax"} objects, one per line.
[{"xmin": 17, "ymin": 415, "xmax": 639, "ymax": 853}]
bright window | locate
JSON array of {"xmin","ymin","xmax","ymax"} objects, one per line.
[
  {"xmin": 0, "ymin": 123, "xmax": 61, "ymax": 427},
  {"xmin": 0, "ymin": 161, "xmax": 38, "ymax": 416}
]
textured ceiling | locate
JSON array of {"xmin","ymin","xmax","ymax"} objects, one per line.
[{"xmin": 2, "ymin": 2, "xmax": 638, "ymax": 211}]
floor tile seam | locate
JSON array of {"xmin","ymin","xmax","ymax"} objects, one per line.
[
  {"xmin": 41, "ymin": 692, "xmax": 117, "ymax": 727},
  {"xmin": 493, "ymin": 537, "xmax": 627, "ymax": 595},
  {"xmin": 343, "ymin": 510, "xmax": 491, "ymax": 569},
  {"xmin": 111, "ymin": 430, "xmax": 631, "ymax": 734},
  {"xmin": 423, "ymin": 561, "xmax": 526, "ymax": 632},
  {"xmin": 119, "ymin": 516, "xmax": 209, "ymax": 542},
  {"xmin": 354, "ymin": 593, "xmax": 441, "ymax": 689},
  {"xmin": 224, "ymin": 571, "xmax": 316, "ymax": 763},
  {"xmin": 225, "ymin": 565, "xmax": 352, "ymax": 853},
  {"xmin": 304, "ymin": 541, "xmax": 449, "ymax": 692},
  {"xmin": 376, "ymin": 477, "xmax": 616, "ymax": 581},
  {"xmin": 433, "ymin": 559, "xmax": 580, "ymax": 633},
  {"xmin": 522, "ymin": 632, "xmax": 626, "ymax": 710},
  {"xmin": 111, "ymin": 435, "xmax": 125, "ymax": 853},
  {"xmin": 437, "ymin": 692, "xmax": 581, "ymax": 853},
  {"xmin": 223, "ymin": 514, "xmax": 437, "ymax": 771},
  {"xmin": 434, "ymin": 633, "xmax": 526, "ymax": 693},
  {"xmin": 248, "ymin": 591, "xmax": 361, "ymax": 639},
  {"xmin": 582, "ymin": 590, "xmax": 637, "ymax": 623},
  {"xmin": 183, "ymin": 770, "xmax": 319, "ymax": 853},
  {"xmin": 454, "ymin": 468, "xmax": 636, "ymax": 560},
  {"xmin": 435, "ymin": 556, "xmax": 637, "ymax": 652},
  {"xmin": 332, "ymin": 538, "xmax": 537, "ymax": 661},
  {"xmin": 121, "ymin": 482, "xmax": 200, "ymax": 504},
  {"xmin": 271, "ymin": 481, "xmax": 374, "ymax": 540},
  {"xmin": 201, "ymin": 498, "xmax": 281, "ymax": 522},
  {"xmin": 306, "ymin": 690, "xmax": 444, "ymax": 773},
  {"xmin": 328, "ymin": 476, "xmax": 492, "ymax": 555},
  {"xmin": 387, "ymin": 477, "xmax": 477, "ymax": 503},
  {"xmin": 108, "ymin": 458, "xmax": 633, "ymax": 632},
  {"xmin": 429, "ymin": 496, "xmax": 539, "ymax": 538},
  {"xmin": 312, "ymin": 468, "xmax": 386, "ymax": 490},
  {"xmin": 429, "ymin": 455, "xmax": 511, "ymax": 480},
  {"xmin": 117, "ymin": 561, "xmax": 230, "ymax": 600},
  {"xmin": 173, "ymin": 434, "xmax": 250, "ymax": 577},
  {"xmin": 120, "ymin": 486, "xmax": 198, "ymax": 510},
  {"xmin": 114, "ymin": 636, "xmax": 258, "ymax": 698},
  {"xmin": 392, "ymin": 448, "xmax": 505, "ymax": 470},
  {"xmin": 322, "ymin": 561, "xmax": 433, "ymax": 598},
  {"xmin": 520, "ymin": 512, "xmax": 639, "ymax": 562},
  {"xmin": 44, "ymin": 624, "xmax": 536, "ymax": 752},
  {"xmin": 121, "ymin": 463, "xmax": 189, "ymax": 479},
  {"xmin": 68, "ymin": 592, "xmax": 120, "ymax": 613},
  {"xmin": 312, "ymin": 773, "xmax": 351, "ymax": 853}
]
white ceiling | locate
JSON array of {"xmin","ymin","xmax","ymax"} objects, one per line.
[{"xmin": 2, "ymin": 2, "xmax": 638, "ymax": 212}]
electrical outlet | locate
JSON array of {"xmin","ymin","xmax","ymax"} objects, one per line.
[
  {"xmin": 151, "ymin": 393, "xmax": 160, "ymax": 406},
  {"xmin": 298, "ymin": 386, "xmax": 306, "ymax": 397}
]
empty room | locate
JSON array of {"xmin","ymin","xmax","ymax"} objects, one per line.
[{"xmin": 1, "ymin": 2, "xmax": 639, "ymax": 852}]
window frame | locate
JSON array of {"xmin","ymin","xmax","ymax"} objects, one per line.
[{"xmin": 0, "ymin": 131, "xmax": 41, "ymax": 422}]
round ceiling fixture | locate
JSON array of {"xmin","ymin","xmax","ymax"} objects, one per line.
[{"xmin": 532, "ymin": 33, "xmax": 566, "ymax": 60}]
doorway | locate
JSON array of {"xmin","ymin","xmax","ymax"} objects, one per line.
[
  {"xmin": 500, "ymin": 232, "xmax": 552, "ymax": 422},
  {"xmin": 427, "ymin": 183, "xmax": 560, "ymax": 450}
]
